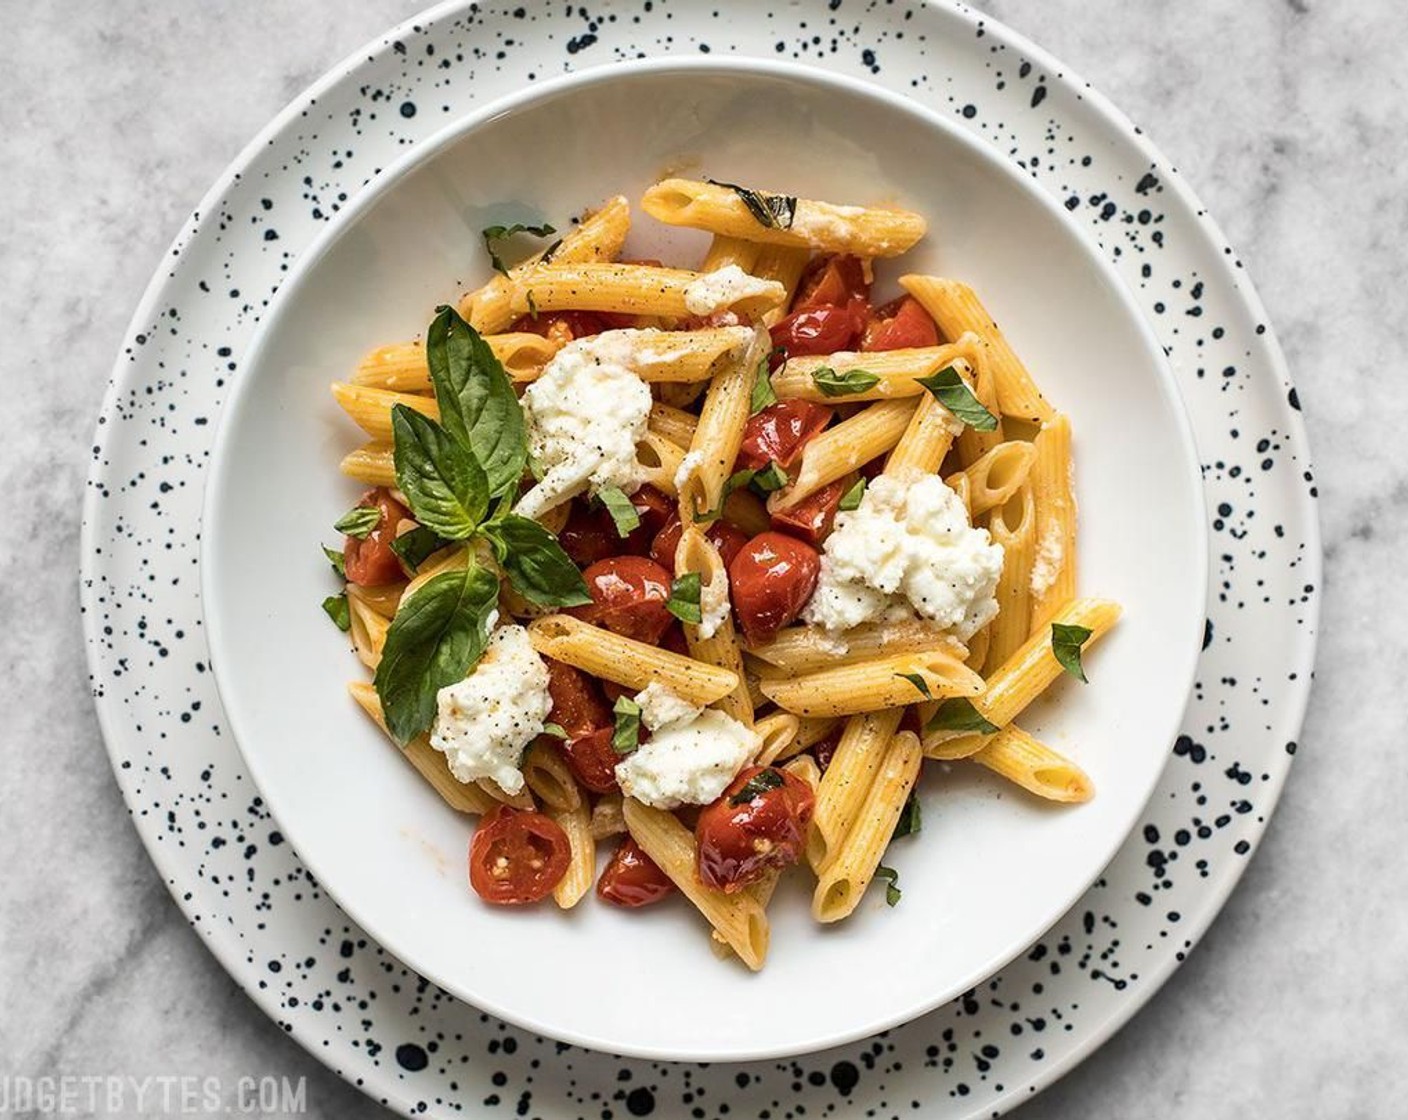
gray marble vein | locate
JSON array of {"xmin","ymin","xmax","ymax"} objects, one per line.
[{"xmin": 1, "ymin": 0, "xmax": 1403, "ymax": 1116}]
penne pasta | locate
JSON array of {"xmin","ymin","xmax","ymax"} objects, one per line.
[
  {"xmin": 623, "ymin": 798, "xmax": 770, "ymax": 970},
  {"xmin": 699, "ymin": 234, "xmax": 761, "ymax": 273},
  {"xmin": 351, "ymin": 333, "xmax": 560, "ymax": 391},
  {"xmin": 748, "ymin": 619, "xmax": 966, "ymax": 675},
  {"xmin": 770, "ymin": 344, "xmax": 975, "ymax": 403},
  {"xmin": 972, "ymin": 725, "xmax": 1093, "ymax": 802},
  {"xmin": 884, "ymin": 365, "xmax": 969, "ymax": 477},
  {"xmin": 551, "ymin": 799, "xmax": 596, "ymax": 908},
  {"xmin": 642, "ymin": 178, "xmax": 926, "ymax": 258},
  {"xmin": 510, "ymin": 262, "xmax": 785, "ymax": 321},
  {"xmin": 946, "ymin": 439, "xmax": 1037, "ymax": 518},
  {"xmin": 331, "ymin": 382, "xmax": 436, "ymax": 443},
  {"xmin": 347, "ymin": 592, "xmax": 390, "ymax": 669},
  {"xmin": 1028, "ymin": 413, "xmax": 1078, "ymax": 629},
  {"xmin": 340, "ymin": 441, "xmax": 396, "ymax": 488},
  {"xmin": 648, "ymin": 400, "xmax": 699, "ymax": 449},
  {"xmin": 807, "ymin": 708, "xmax": 904, "ymax": 872},
  {"xmin": 589, "ymin": 793, "xmax": 627, "ymax": 840},
  {"xmin": 984, "ymin": 482, "xmax": 1037, "ymax": 673},
  {"xmin": 521, "ymin": 740, "xmax": 583, "ymax": 811},
  {"xmin": 527, "ymin": 615, "xmax": 739, "ymax": 706},
  {"xmin": 760, "ymin": 647, "xmax": 983, "ymax": 718},
  {"xmin": 676, "ymin": 527, "xmax": 753, "ymax": 725},
  {"xmin": 677, "ymin": 327, "xmax": 769, "ymax": 523},
  {"xmin": 637, "ymin": 430, "xmax": 686, "ymax": 497},
  {"xmin": 345, "ymin": 579, "xmax": 405, "ymax": 621},
  {"xmin": 769, "ymin": 397, "xmax": 917, "ymax": 511},
  {"xmin": 753, "ymin": 710, "xmax": 803, "ymax": 766},
  {"xmin": 751, "ymin": 243, "xmax": 812, "ymax": 328}
]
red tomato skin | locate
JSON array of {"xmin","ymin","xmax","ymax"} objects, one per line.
[
  {"xmin": 769, "ymin": 301, "xmax": 867, "ymax": 359},
  {"xmin": 737, "ymin": 400, "xmax": 835, "ymax": 472},
  {"xmin": 596, "ymin": 838, "xmax": 676, "ymax": 907},
  {"xmin": 649, "ymin": 514, "xmax": 750, "ymax": 574},
  {"xmin": 343, "ymin": 488, "xmax": 411, "ymax": 586},
  {"xmin": 557, "ymin": 485, "xmax": 675, "ymax": 566},
  {"xmin": 861, "ymin": 296, "xmax": 940, "ymax": 352},
  {"xmin": 695, "ymin": 766, "xmax": 816, "ymax": 893},
  {"xmin": 770, "ymin": 478, "xmax": 847, "ymax": 545},
  {"xmin": 468, "ymin": 806, "xmax": 573, "ymax": 904},
  {"xmin": 568, "ymin": 556, "xmax": 675, "ymax": 643},
  {"xmin": 728, "ymin": 532, "xmax": 821, "ymax": 644},
  {"xmin": 556, "ymin": 726, "xmax": 621, "ymax": 794},
  {"xmin": 794, "ymin": 255, "xmax": 870, "ymax": 312},
  {"xmin": 509, "ymin": 310, "xmax": 609, "ymax": 344},
  {"xmin": 544, "ymin": 659, "xmax": 611, "ymax": 738}
]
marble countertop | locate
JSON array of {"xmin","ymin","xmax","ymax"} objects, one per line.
[{"xmin": 3, "ymin": 1, "xmax": 1402, "ymax": 1116}]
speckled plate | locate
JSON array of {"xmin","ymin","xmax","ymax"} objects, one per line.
[{"xmin": 80, "ymin": 1, "xmax": 1319, "ymax": 1115}]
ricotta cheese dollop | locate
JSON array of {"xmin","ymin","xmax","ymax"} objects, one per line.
[
  {"xmin": 615, "ymin": 684, "xmax": 759, "ymax": 810},
  {"xmin": 802, "ymin": 469, "xmax": 1004, "ymax": 640},
  {"xmin": 428, "ymin": 624, "xmax": 552, "ymax": 794},
  {"xmin": 517, "ymin": 333, "xmax": 654, "ymax": 520},
  {"xmin": 682, "ymin": 264, "xmax": 785, "ymax": 317}
]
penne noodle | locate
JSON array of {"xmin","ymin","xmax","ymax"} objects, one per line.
[
  {"xmin": 347, "ymin": 593, "xmax": 390, "ymax": 669},
  {"xmin": 751, "ymin": 244, "xmax": 812, "ymax": 327},
  {"xmin": 648, "ymin": 400, "xmax": 699, "ymax": 449},
  {"xmin": 677, "ymin": 326, "xmax": 769, "ymax": 523},
  {"xmin": 1028, "ymin": 414, "xmax": 1077, "ymax": 629},
  {"xmin": 623, "ymin": 798, "xmax": 770, "ymax": 969},
  {"xmin": 770, "ymin": 397, "xmax": 917, "ymax": 511},
  {"xmin": 807, "ymin": 708, "xmax": 904, "ymax": 872},
  {"xmin": 795, "ymin": 715, "xmax": 842, "ymax": 751},
  {"xmin": 340, "ymin": 441, "xmax": 396, "ymax": 487},
  {"xmin": 510, "ymin": 262, "xmax": 785, "ymax": 320},
  {"xmin": 351, "ymin": 333, "xmax": 560, "ymax": 391},
  {"xmin": 883, "ymin": 363, "xmax": 971, "ymax": 477},
  {"xmin": 677, "ymin": 527, "xmax": 753, "ymax": 725},
  {"xmin": 748, "ymin": 619, "xmax": 966, "ymax": 675},
  {"xmin": 760, "ymin": 647, "xmax": 983, "ymax": 718},
  {"xmin": 812, "ymin": 730, "xmax": 923, "ymax": 922},
  {"xmin": 771, "ymin": 344, "xmax": 974, "ymax": 403},
  {"xmin": 331, "ymin": 382, "xmax": 436, "ymax": 442},
  {"xmin": 984, "ymin": 482, "xmax": 1037, "ymax": 673},
  {"xmin": 345, "ymin": 579, "xmax": 405, "ymax": 621},
  {"xmin": 551, "ymin": 799, "xmax": 596, "ymax": 908},
  {"xmin": 946, "ymin": 440, "xmax": 1037, "ymax": 518},
  {"xmin": 973, "ymin": 725, "xmax": 1093, "ymax": 803},
  {"xmin": 589, "ymin": 793, "xmax": 627, "ymax": 840},
  {"xmin": 476, "ymin": 778, "xmax": 535, "ymax": 811},
  {"xmin": 521, "ymin": 740, "xmax": 583, "ymax": 811},
  {"xmin": 753, "ymin": 710, "xmax": 803, "ymax": 766},
  {"xmin": 700, "ymin": 234, "xmax": 761, "ymax": 273},
  {"xmin": 527, "ymin": 615, "xmax": 739, "ymax": 706},
  {"xmin": 637, "ymin": 430, "xmax": 686, "ymax": 497},
  {"xmin": 642, "ymin": 178, "xmax": 926, "ymax": 258}
]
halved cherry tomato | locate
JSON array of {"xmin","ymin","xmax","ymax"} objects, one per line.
[
  {"xmin": 793, "ymin": 255, "xmax": 870, "ymax": 312},
  {"xmin": 770, "ymin": 478, "xmax": 848, "ymax": 545},
  {"xmin": 510, "ymin": 310, "xmax": 610, "ymax": 345},
  {"xmin": 597, "ymin": 838, "xmax": 676, "ymax": 907},
  {"xmin": 544, "ymin": 659, "xmax": 611, "ymax": 738},
  {"xmin": 769, "ymin": 300, "xmax": 868, "ymax": 359},
  {"xmin": 342, "ymin": 488, "xmax": 411, "ymax": 586},
  {"xmin": 649, "ymin": 514, "xmax": 750, "ymax": 574},
  {"xmin": 861, "ymin": 295, "xmax": 940, "ymax": 351},
  {"xmin": 728, "ymin": 531, "xmax": 821, "ymax": 643},
  {"xmin": 557, "ymin": 726, "xmax": 622, "ymax": 794},
  {"xmin": 569, "ymin": 556, "xmax": 674, "ymax": 643},
  {"xmin": 695, "ymin": 766, "xmax": 816, "ymax": 893},
  {"xmin": 629, "ymin": 485, "xmax": 675, "ymax": 539},
  {"xmin": 557, "ymin": 485, "xmax": 673, "ymax": 566},
  {"xmin": 468, "ymin": 806, "xmax": 572, "ymax": 905},
  {"xmin": 737, "ymin": 400, "xmax": 835, "ymax": 472}
]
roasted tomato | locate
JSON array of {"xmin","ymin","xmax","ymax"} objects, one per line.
[
  {"xmin": 737, "ymin": 400, "xmax": 834, "ymax": 472},
  {"xmin": 769, "ymin": 300, "xmax": 868, "ymax": 359},
  {"xmin": 649, "ymin": 514, "xmax": 750, "ymax": 574},
  {"xmin": 509, "ymin": 310, "xmax": 610, "ymax": 345},
  {"xmin": 568, "ymin": 556, "xmax": 675, "ymax": 643},
  {"xmin": 468, "ymin": 806, "xmax": 572, "ymax": 904},
  {"xmin": 558, "ymin": 726, "xmax": 622, "ymax": 794},
  {"xmin": 695, "ymin": 766, "xmax": 816, "ymax": 892},
  {"xmin": 596, "ymin": 838, "xmax": 676, "ymax": 907},
  {"xmin": 861, "ymin": 295, "xmax": 940, "ymax": 351},
  {"xmin": 793, "ymin": 254, "xmax": 870, "ymax": 312},
  {"xmin": 728, "ymin": 531, "xmax": 821, "ymax": 643},
  {"xmin": 557, "ymin": 485, "xmax": 673, "ymax": 566},
  {"xmin": 544, "ymin": 659, "xmax": 611, "ymax": 738},
  {"xmin": 770, "ymin": 478, "xmax": 848, "ymax": 545},
  {"xmin": 342, "ymin": 487, "xmax": 411, "ymax": 586}
]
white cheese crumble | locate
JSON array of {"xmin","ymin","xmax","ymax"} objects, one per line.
[
  {"xmin": 1029, "ymin": 522, "xmax": 1065, "ymax": 598},
  {"xmin": 517, "ymin": 333, "xmax": 653, "ymax": 520},
  {"xmin": 697, "ymin": 569, "xmax": 730, "ymax": 640},
  {"xmin": 787, "ymin": 203, "xmax": 867, "ymax": 245},
  {"xmin": 682, "ymin": 265, "xmax": 784, "ymax": 317},
  {"xmin": 615, "ymin": 690, "xmax": 759, "ymax": 810},
  {"xmin": 802, "ymin": 469, "xmax": 1004, "ymax": 640},
  {"xmin": 428, "ymin": 625, "xmax": 552, "ymax": 794},
  {"xmin": 673, "ymin": 449, "xmax": 705, "ymax": 493}
]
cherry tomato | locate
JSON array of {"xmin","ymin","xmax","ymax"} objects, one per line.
[
  {"xmin": 737, "ymin": 400, "xmax": 835, "ymax": 472},
  {"xmin": 468, "ymin": 806, "xmax": 572, "ymax": 904},
  {"xmin": 728, "ymin": 531, "xmax": 821, "ymax": 644},
  {"xmin": 544, "ymin": 659, "xmax": 611, "ymax": 738},
  {"xmin": 629, "ymin": 485, "xmax": 675, "ymax": 539},
  {"xmin": 569, "ymin": 556, "xmax": 675, "ymax": 643},
  {"xmin": 596, "ymin": 838, "xmax": 676, "ymax": 907},
  {"xmin": 769, "ymin": 300, "xmax": 868, "ymax": 359},
  {"xmin": 558, "ymin": 485, "xmax": 673, "ymax": 566},
  {"xmin": 649, "ymin": 514, "xmax": 750, "ymax": 574},
  {"xmin": 861, "ymin": 296, "xmax": 940, "ymax": 351},
  {"xmin": 342, "ymin": 488, "xmax": 411, "ymax": 586},
  {"xmin": 510, "ymin": 310, "xmax": 610, "ymax": 345},
  {"xmin": 793, "ymin": 255, "xmax": 870, "ymax": 312},
  {"xmin": 557, "ymin": 726, "xmax": 622, "ymax": 794},
  {"xmin": 695, "ymin": 766, "xmax": 816, "ymax": 893},
  {"xmin": 770, "ymin": 478, "xmax": 848, "ymax": 545}
]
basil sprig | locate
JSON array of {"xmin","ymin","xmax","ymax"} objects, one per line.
[
  {"xmin": 915, "ymin": 364, "xmax": 998, "ymax": 431},
  {"xmin": 335, "ymin": 506, "xmax": 381, "ymax": 539},
  {"xmin": 895, "ymin": 672, "xmax": 932, "ymax": 700},
  {"xmin": 479, "ymin": 514, "xmax": 592, "ymax": 608},
  {"xmin": 707, "ymin": 178, "xmax": 797, "ymax": 230},
  {"xmin": 1051, "ymin": 623, "xmax": 1094, "ymax": 682},
  {"xmin": 729, "ymin": 768, "xmax": 785, "ymax": 805},
  {"xmin": 597, "ymin": 487, "xmax": 642, "ymax": 537},
  {"xmin": 373, "ymin": 564, "xmax": 501, "ymax": 743},
  {"xmin": 666, "ymin": 572, "xmax": 703, "ymax": 625},
  {"xmin": 481, "ymin": 222, "xmax": 557, "ymax": 276},
  {"xmin": 838, "ymin": 477, "xmax": 866, "ymax": 512},
  {"xmin": 924, "ymin": 697, "xmax": 999, "ymax": 735},
  {"xmin": 612, "ymin": 696, "xmax": 642, "ymax": 755},
  {"xmin": 391, "ymin": 405, "xmax": 490, "ymax": 538},
  {"xmin": 812, "ymin": 366, "xmax": 881, "ymax": 397}
]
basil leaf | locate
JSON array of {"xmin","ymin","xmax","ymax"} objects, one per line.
[
  {"xmin": 812, "ymin": 366, "xmax": 881, "ymax": 397},
  {"xmin": 875, "ymin": 864, "xmax": 902, "ymax": 906},
  {"xmin": 750, "ymin": 361, "xmax": 778, "ymax": 414},
  {"xmin": 389, "ymin": 525, "xmax": 445, "ymax": 573},
  {"xmin": 542, "ymin": 722, "xmax": 568, "ymax": 739},
  {"xmin": 729, "ymin": 768, "xmax": 785, "ymax": 805},
  {"xmin": 892, "ymin": 791, "xmax": 922, "ymax": 839},
  {"xmin": 322, "ymin": 545, "xmax": 347, "ymax": 578},
  {"xmin": 372, "ymin": 563, "xmax": 500, "ymax": 743},
  {"xmin": 895, "ymin": 672, "xmax": 932, "ymax": 700},
  {"xmin": 693, "ymin": 467, "xmax": 759, "ymax": 522},
  {"xmin": 1051, "ymin": 622, "xmax": 1094, "ymax": 683},
  {"xmin": 612, "ymin": 696, "xmax": 641, "ymax": 755},
  {"xmin": 666, "ymin": 572, "xmax": 702, "ymax": 624},
  {"xmin": 481, "ymin": 222, "xmax": 557, "ymax": 276},
  {"xmin": 751, "ymin": 461, "xmax": 789, "ymax": 493},
  {"xmin": 525, "ymin": 289, "xmax": 539, "ymax": 320},
  {"xmin": 597, "ymin": 487, "xmax": 642, "ymax": 537},
  {"xmin": 838, "ymin": 477, "xmax": 866, "ymax": 512},
  {"xmin": 334, "ymin": 506, "xmax": 381, "ymax": 539},
  {"xmin": 322, "ymin": 592, "xmax": 351, "ymax": 632},
  {"xmin": 706, "ymin": 178, "xmax": 797, "ymax": 230},
  {"xmin": 426, "ymin": 305, "xmax": 528, "ymax": 498},
  {"xmin": 391, "ymin": 405, "xmax": 489, "ymax": 539},
  {"xmin": 924, "ymin": 697, "xmax": 999, "ymax": 735},
  {"xmin": 478, "ymin": 514, "xmax": 592, "ymax": 607},
  {"xmin": 915, "ymin": 364, "xmax": 999, "ymax": 431}
]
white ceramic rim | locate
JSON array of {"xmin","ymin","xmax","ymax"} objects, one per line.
[{"xmin": 197, "ymin": 54, "xmax": 1208, "ymax": 1061}]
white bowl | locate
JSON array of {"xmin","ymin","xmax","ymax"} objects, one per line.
[{"xmin": 202, "ymin": 58, "xmax": 1206, "ymax": 1062}]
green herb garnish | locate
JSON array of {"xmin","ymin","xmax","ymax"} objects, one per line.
[
  {"xmin": 666, "ymin": 572, "xmax": 703, "ymax": 625},
  {"xmin": 893, "ymin": 792, "xmax": 922, "ymax": 840},
  {"xmin": 812, "ymin": 367, "xmax": 882, "ymax": 398},
  {"xmin": 729, "ymin": 768, "xmax": 786, "ymax": 805},
  {"xmin": 1051, "ymin": 623, "xmax": 1094, "ymax": 683},
  {"xmin": 612, "ymin": 696, "xmax": 642, "ymax": 755},
  {"xmin": 707, "ymin": 178, "xmax": 797, "ymax": 230},
  {"xmin": 895, "ymin": 672, "xmax": 932, "ymax": 700},
  {"xmin": 388, "ymin": 525, "xmax": 445, "ymax": 573},
  {"xmin": 322, "ymin": 592, "xmax": 351, "ymax": 631},
  {"xmin": 334, "ymin": 506, "xmax": 381, "ymax": 539},
  {"xmin": 924, "ymin": 697, "xmax": 999, "ymax": 735},
  {"xmin": 750, "ymin": 360, "xmax": 778, "ymax": 414},
  {"xmin": 598, "ymin": 486, "xmax": 642, "ymax": 537},
  {"xmin": 323, "ymin": 545, "xmax": 347, "ymax": 578},
  {"xmin": 838, "ymin": 477, "xmax": 866, "ymax": 512},
  {"xmin": 915, "ymin": 364, "xmax": 998, "ymax": 431},
  {"xmin": 875, "ymin": 864, "xmax": 902, "ymax": 906},
  {"xmin": 481, "ymin": 222, "xmax": 557, "ymax": 277}
]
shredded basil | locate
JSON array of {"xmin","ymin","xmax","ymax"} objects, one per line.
[
  {"xmin": 322, "ymin": 545, "xmax": 347, "ymax": 578},
  {"xmin": 597, "ymin": 486, "xmax": 642, "ymax": 537},
  {"xmin": 811, "ymin": 366, "xmax": 881, "ymax": 397},
  {"xmin": 729, "ymin": 768, "xmax": 785, "ymax": 805},
  {"xmin": 1051, "ymin": 623, "xmax": 1094, "ymax": 683},
  {"xmin": 915, "ymin": 364, "xmax": 999, "ymax": 431},
  {"xmin": 706, "ymin": 178, "xmax": 797, "ymax": 230},
  {"xmin": 895, "ymin": 672, "xmax": 932, "ymax": 700},
  {"xmin": 750, "ymin": 361, "xmax": 778, "ymax": 414},
  {"xmin": 924, "ymin": 697, "xmax": 999, "ymax": 735},
  {"xmin": 388, "ymin": 525, "xmax": 445, "ymax": 573},
  {"xmin": 893, "ymin": 791, "xmax": 922, "ymax": 839},
  {"xmin": 481, "ymin": 222, "xmax": 557, "ymax": 276},
  {"xmin": 334, "ymin": 506, "xmax": 381, "ymax": 540},
  {"xmin": 322, "ymin": 592, "xmax": 351, "ymax": 632},
  {"xmin": 750, "ymin": 461, "xmax": 789, "ymax": 493},
  {"xmin": 666, "ymin": 572, "xmax": 703, "ymax": 625},
  {"xmin": 875, "ymin": 865, "xmax": 902, "ymax": 906},
  {"xmin": 612, "ymin": 696, "xmax": 642, "ymax": 755},
  {"xmin": 838, "ymin": 477, "xmax": 866, "ymax": 512},
  {"xmin": 542, "ymin": 722, "xmax": 568, "ymax": 740}
]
